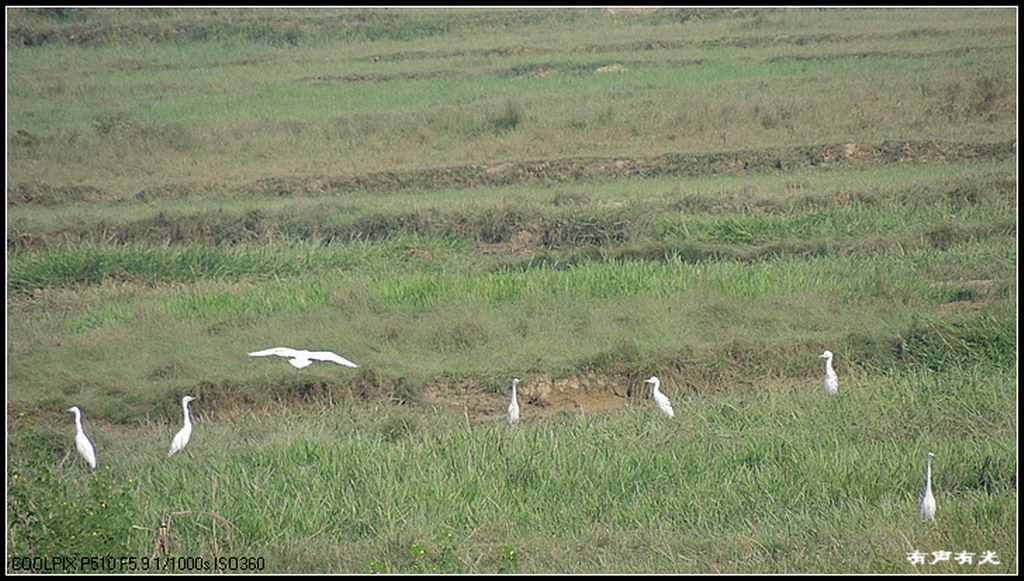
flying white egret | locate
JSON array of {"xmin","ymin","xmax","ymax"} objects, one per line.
[
  {"xmin": 919, "ymin": 452, "xmax": 937, "ymax": 521},
  {"xmin": 66, "ymin": 406, "xmax": 97, "ymax": 469},
  {"xmin": 167, "ymin": 395, "xmax": 197, "ymax": 457},
  {"xmin": 644, "ymin": 376, "xmax": 674, "ymax": 418},
  {"xmin": 820, "ymin": 350, "xmax": 838, "ymax": 396},
  {"xmin": 507, "ymin": 378, "xmax": 521, "ymax": 426},
  {"xmin": 248, "ymin": 347, "xmax": 358, "ymax": 369}
]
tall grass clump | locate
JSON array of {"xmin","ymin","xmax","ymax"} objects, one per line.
[{"xmin": 7, "ymin": 241, "xmax": 381, "ymax": 293}]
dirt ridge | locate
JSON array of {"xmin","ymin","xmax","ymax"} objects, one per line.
[
  {"xmin": 243, "ymin": 139, "xmax": 1017, "ymax": 197},
  {"xmin": 8, "ymin": 140, "xmax": 1015, "ymax": 208}
]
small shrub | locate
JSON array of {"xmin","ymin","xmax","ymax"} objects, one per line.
[
  {"xmin": 497, "ymin": 544, "xmax": 520, "ymax": 574},
  {"xmin": 925, "ymin": 220, "xmax": 970, "ymax": 250},
  {"xmin": 380, "ymin": 413, "xmax": 420, "ymax": 443},
  {"xmin": 432, "ymin": 318, "xmax": 489, "ymax": 352},
  {"xmin": 550, "ymin": 191, "xmax": 596, "ymax": 207},
  {"xmin": 92, "ymin": 112, "xmax": 137, "ymax": 137},
  {"xmin": 488, "ymin": 102, "xmax": 522, "ymax": 135},
  {"xmin": 7, "ymin": 430, "xmax": 136, "ymax": 563},
  {"xmin": 395, "ymin": 532, "xmax": 467, "ymax": 573}
]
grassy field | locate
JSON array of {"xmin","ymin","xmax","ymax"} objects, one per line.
[{"xmin": 6, "ymin": 7, "xmax": 1017, "ymax": 574}]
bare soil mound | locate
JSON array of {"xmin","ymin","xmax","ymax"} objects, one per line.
[{"xmin": 423, "ymin": 373, "xmax": 665, "ymax": 424}]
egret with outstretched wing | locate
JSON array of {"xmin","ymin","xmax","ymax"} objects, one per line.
[{"xmin": 248, "ymin": 347, "xmax": 358, "ymax": 369}]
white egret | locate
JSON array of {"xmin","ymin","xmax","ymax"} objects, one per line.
[
  {"xmin": 820, "ymin": 350, "xmax": 838, "ymax": 396},
  {"xmin": 644, "ymin": 376, "xmax": 674, "ymax": 418},
  {"xmin": 65, "ymin": 406, "xmax": 97, "ymax": 469},
  {"xmin": 167, "ymin": 395, "xmax": 197, "ymax": 457},
  {"xmin": 507, "ymin": 378, "xmax": 521, "ymax": 426},
  {"xmin": 919, "ymin": 452, "xmax": 937, "ymax": 521},
  {"xmin": 248, "ymin": 347, "xmax": 358, "ymax": 369}
]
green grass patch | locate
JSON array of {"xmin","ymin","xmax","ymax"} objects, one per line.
[
  {"xmin": 8, "ymin": 363, "xmax": 1015, "ymax": 573},
  {"xmin": 6, "ymin": 7, "xmax": 1016, "ymax": 574}
]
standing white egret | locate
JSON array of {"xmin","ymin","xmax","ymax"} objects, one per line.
[
  {"xmin": 820, "ymin": 350, "xmax": 838, "ymax": 396},
  {"xmin": 66, "ymin": 406, "xmax": 97, "ymax": 469},
  {"xmin": 167, "ymin": 395, "xmax": 197, "ymax": 457},
  {"xmin": 644, "ymin": 376, "xmax": 674, "ymax": 418},
  {"xmin": 919, "ymin": 452, "xmax": 937, "ymax": 521},
  {"xmin": 507, "ymin": 378, "xmax": 521, "ymax": 426},
  {"xmin": 248, "ymin": 347, "xmax": 358, "ymax": 369}
]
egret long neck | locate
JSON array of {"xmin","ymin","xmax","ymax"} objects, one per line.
[
  {"xmin": 182, "ymin": 401, "xmax": 192, "ymax": 427},
  {"xmin": 74, "ymin": 410, "xmax": 84, "ymax": 432},
  {"xmin": 923, "ymin": 457, "xmax": 932, "ymax": 492}
]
